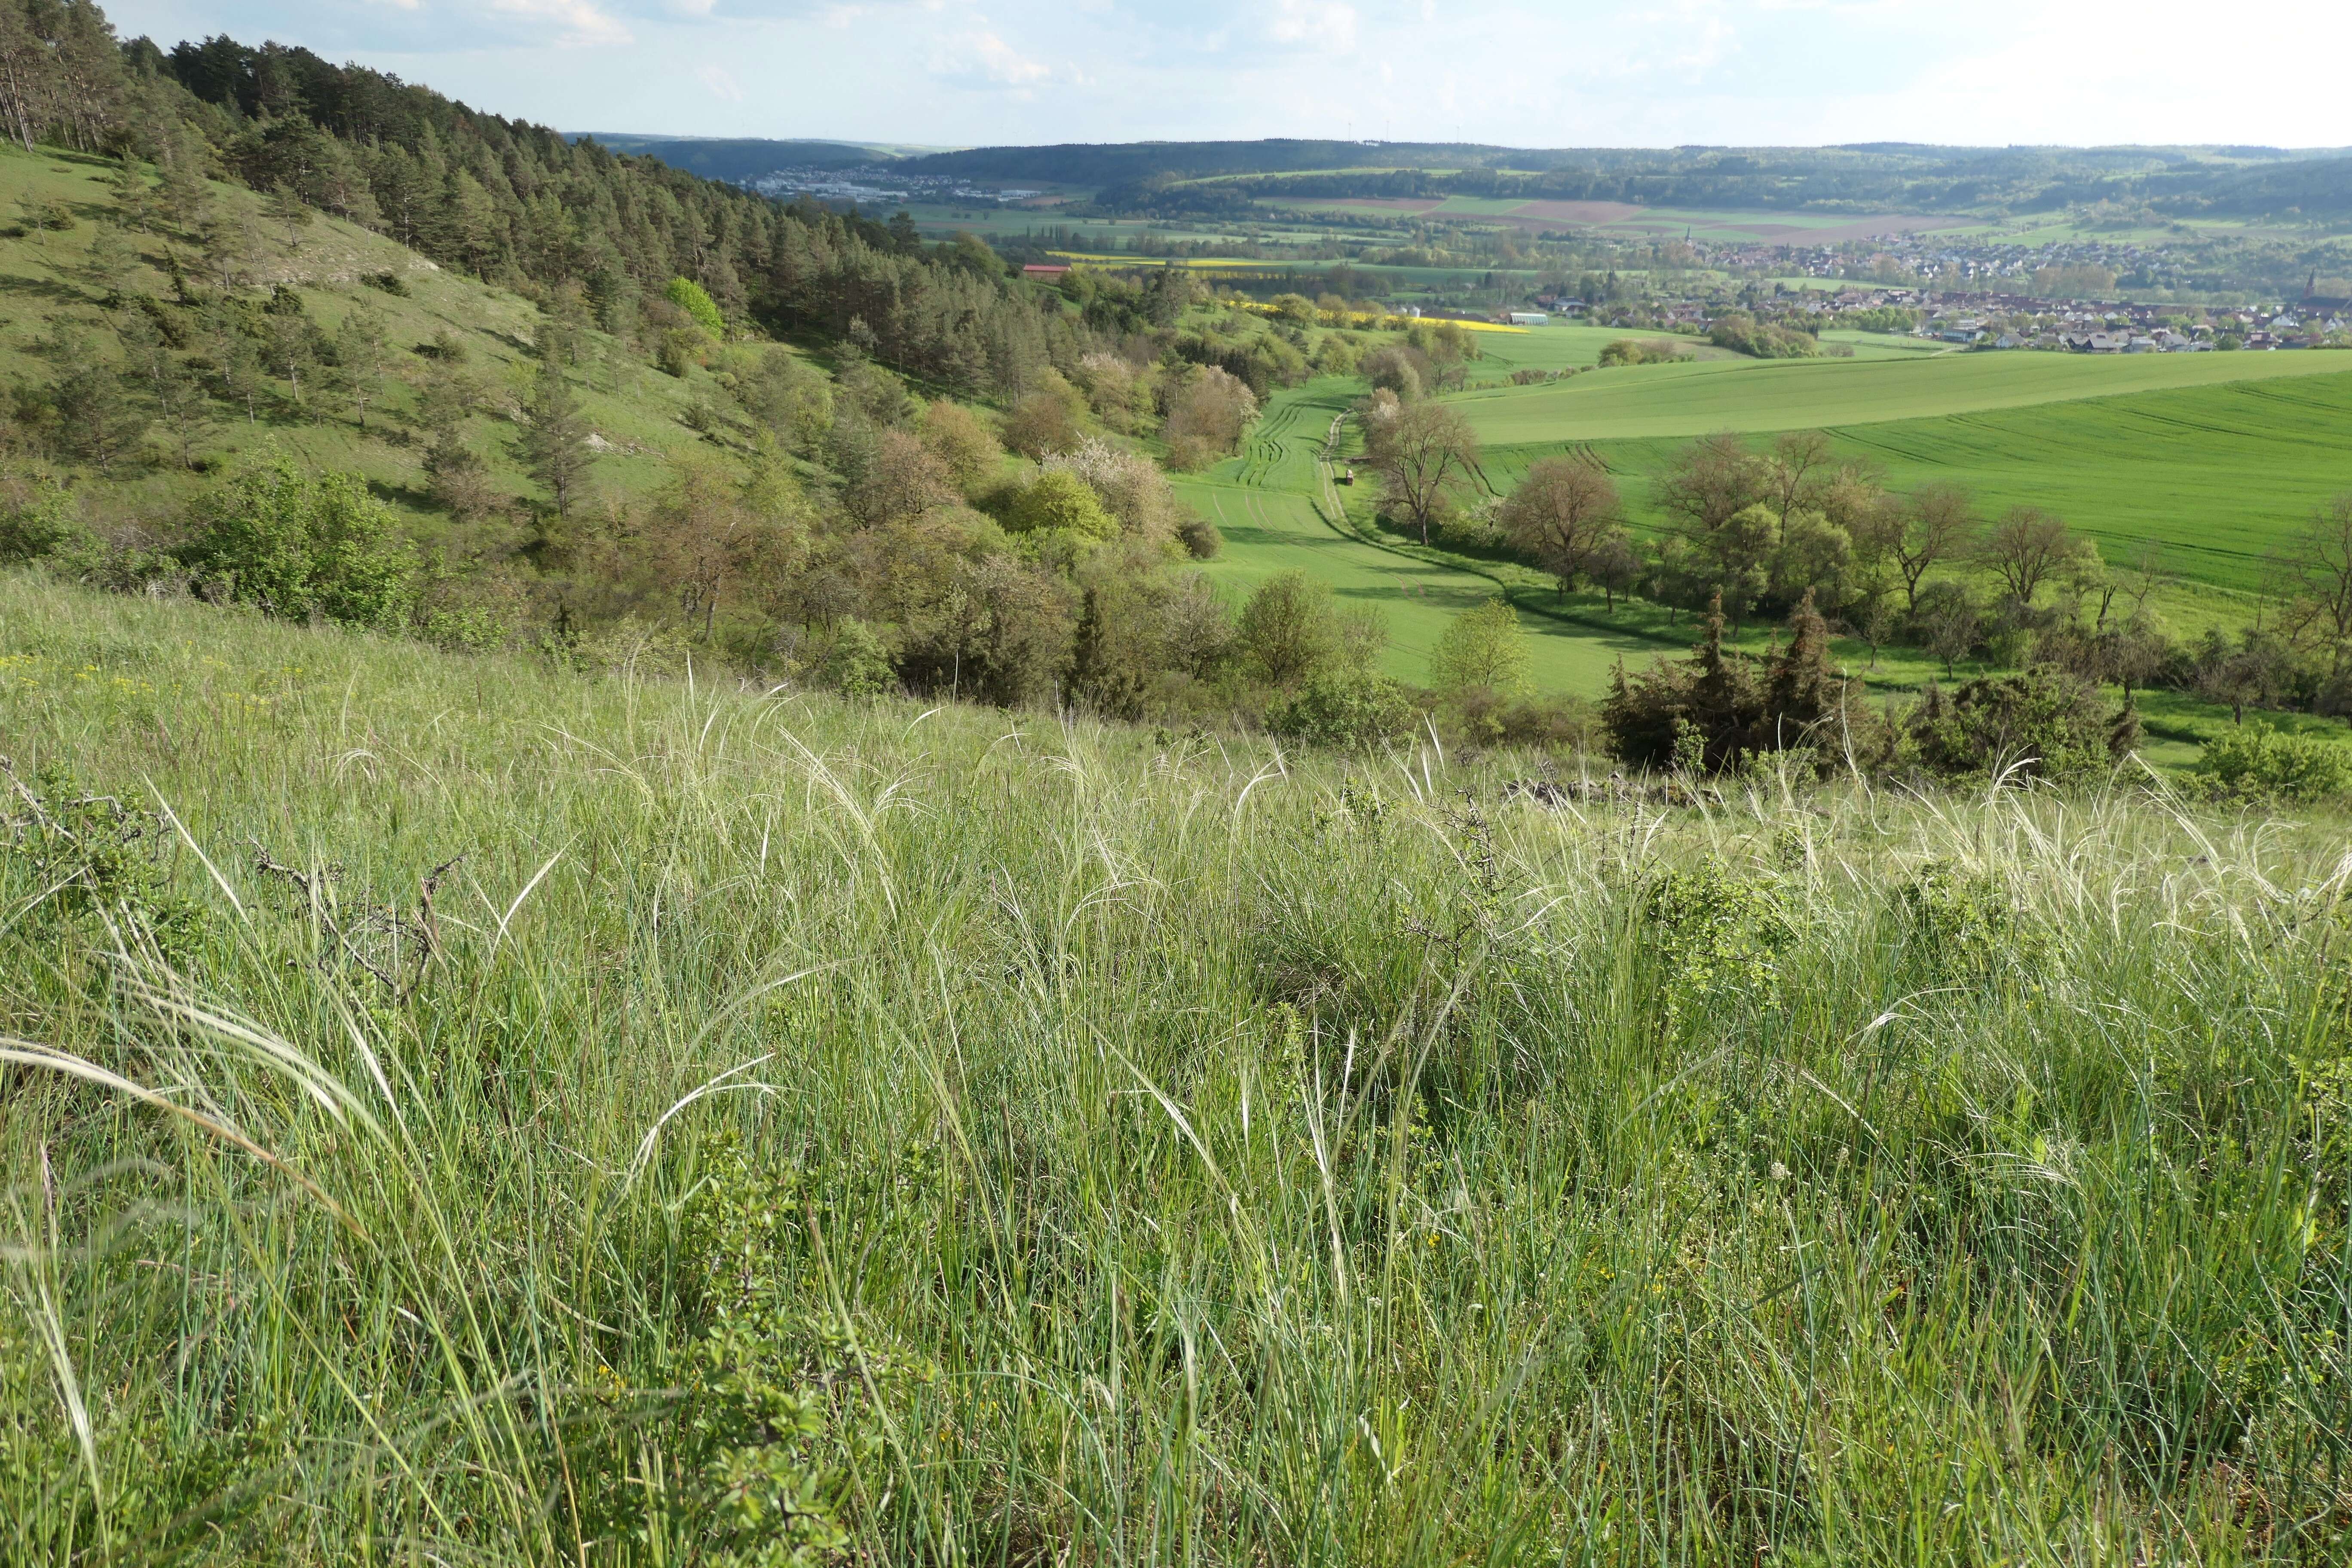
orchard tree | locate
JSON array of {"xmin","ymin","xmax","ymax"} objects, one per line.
[
  {"xmin": 1884, "ymin": 483, "xmax": 1977, "ymax": 612},
  {"xmin": 2277, "ymin": 493, "xmax": 2352, "ymax": 679}
]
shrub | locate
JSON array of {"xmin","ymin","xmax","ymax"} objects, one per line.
[
  {"xmin": 1159, "ymin": 365, "xmax": 1259, "ymax": 468},
  {"xmin": 1237, "ymin": 570, "xmax": 1339, "ymax": 687},
  {"xmin": 2194, "ymin": 723, "xmax": 2352, "ymax": 804},
  {"xmin": 1903, "ymin": 666, "xmax": 2132, "ymax": 782},
  {"xmin": 1899, "ymin": 861, "xmax": 2037, "ymax": 981},
  {"xmin": 0, "ymin": 482, "xmax": 89, "ymax": 564},
  {"xmin": 362, "ymin": 270, "xmax": 410, "ymax": 297},
  {"xmin": 1597, "ymin": 338, "xmax": 1686, "ymax": 368},
  {"xmin": 816, "ymin": 617, "xmax": 894, "ymax": 696},
  {"xmin": 2, "ymin": 763, "xmax": 208, "ymax": 962},
  {"xmin": 1641, "ymin": 859, "xmax": 1793, "ymax": 1026},
  {"xmin": 1430, "ymin": 597, "xmax": 1531, "ymax": 701},
  {"xmin": 665, "ymin": 276, "xmax": 726, "ymax": 337},
  {"xmin": 657, "ymin": 328, "xmax": 704, "ymax": 377},
  {"xmin": 1178, "ymin": 513, "xmax": 1221, "ymax": 559},
  {"xmin": 1043, "ymin": 438, "xmax": 1185, "ymax": 548},
  {"xmin": 1707, "ymin": 312, "xmax": 1820, "ymax": 359},
  {"xmin": 184, "ymin": 458, "xmax": 417, "ymax": 629},
  {"xmin": 1268, "ymin": 668, "xmax": 1416, "ymax": 750},
  {"xmin": 1006, "ymin": 469, "xmax": 1117, "ymax": 542},
  {"xmin": 1603, "ymin": 594, "xmax": 1850, "ymax": 774},
  {"xmin": 1001, "ymin": 369, "xmax": 1087, "ymax": 459}
]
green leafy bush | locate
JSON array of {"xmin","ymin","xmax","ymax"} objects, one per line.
[
  {"xmin": 1596, "ymin": 337, "xmax": 1686, "ymax": 367},
  {"xmin": 1904, "ymin": 666, "xmax": 2134, "ymax": 782},
  {"xmin": 1899, "ymin": 861, "xmax": 2033, "ymax": 981},
  {"xmin": 1, "ymin": 763, "xmax": 208, "ymax": 962},
  {"xmin": 0, "ymin": 483, "xmax": 89, "ymax": 564},
  {"xmin": 667, "ymin": 276, "xmax": 727, "ymax": 337},
  {"xmin": 1640, "ymin": 858, "xmax": 1794, "ymax": 1025},
  {"xmin": 1268, "ymin": 668, "xmax": 1416, "ymax": 750},
  {"xmin": 183, "ymin": 458, "xmax": 417, "ymax": 629},
  {"xmin": 816, "ymin": 617, "xmax": 895, "ymax": 697},
  {"xmin": 1006, "ymin": 468, "xmax": 1116, "ymax": 542},
  {"xmin": 2194, "ymin": 722, "xmax": 2352, "ymax": 803},
  {"xmin": 664, "ymin": 1136, "xmax": 940, "ymax": 1566},
  {"xmin": 1706, "ymin": 312, "xmax": 1820, "ymax": 359}
]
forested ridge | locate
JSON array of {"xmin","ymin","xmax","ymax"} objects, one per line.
[
  {"xmin": 0, "ymin": 3, "xmax": 1085, "ymax": 395},
  {"xmin": 901, "ymin": 139, "xmax": 2352, "ymax": 222}
]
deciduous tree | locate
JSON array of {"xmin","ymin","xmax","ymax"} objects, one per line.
[
  {"xmin": 1365, "ymin": 400, "xmax": 1479, "ymax": 545},
  {"xmin": 1978, "ymin": 505, "xmax": 2092, "ymax": 607},
  {"xmin": 1498, "ymin": 453, "xmax": 1626, "ymax": 596}
]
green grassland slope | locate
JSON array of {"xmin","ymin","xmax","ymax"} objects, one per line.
[
  {"xmin": 6, "ymin": 573, "xmax": 2352, "ymax": 1561},
  {"xmin": 0, "ymin": 144, "xmax": 739, "ymax": 527}
]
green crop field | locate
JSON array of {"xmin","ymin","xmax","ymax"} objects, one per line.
[
  {"xmin": 1449, "ymin": 346, "xmax": 2352, "ymax": 444},
  {"xmin": 1463, "ymin": 325, "xmax": 1732, "ymax": 375},
  {"xmin": 1480, "ymin": 368, "xmax": 2352, "ymax": 597}
]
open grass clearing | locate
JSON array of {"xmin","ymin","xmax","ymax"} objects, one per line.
[{"xmin": 0, "ymin": 144, "xmax": 728, "ymax": 529}]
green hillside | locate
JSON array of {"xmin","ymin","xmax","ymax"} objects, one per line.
[{"xmin": 0, "ymin": 144, "xmax": 731, "ymax": 527}]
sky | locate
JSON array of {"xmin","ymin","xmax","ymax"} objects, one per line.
[{"xmin": 98, "ymin": 0, "xmax": 2352, "ymax": 152}]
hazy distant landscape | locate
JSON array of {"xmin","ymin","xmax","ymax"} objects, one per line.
[{"xmin": 6, "ymin": 4, "xmax": 2352, "ymax": 1563}]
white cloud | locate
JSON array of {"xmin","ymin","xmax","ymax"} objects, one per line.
[
  {"xmin": 484, "ymin": 0, "xmax": 634, "ymax": 46},
  {"xmin": 933, "ymin": 28, "xmax": 1054, "ymax": 89},
  {"xmin": 1265, "ymin": 0, "xmax": 1356, "ymax": 51},
  {"xmin": 698, "ymin": 63, "xmax": 745, "ymax": 99},
  {"xmin": 92, "ymin": 0, "xmax": 2352, "ymax": 147}
]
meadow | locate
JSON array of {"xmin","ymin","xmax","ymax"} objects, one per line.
[
  {"xmin": 6, "ymin": 573, "xmax": 2352, "ymax": 1565},
  {"xmin": 1181, "ymin": 381, "xmax": 1678, "ymax": 691}
]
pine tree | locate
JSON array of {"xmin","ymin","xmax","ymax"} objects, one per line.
[
  {"xmin": 331, "ymin": 306, "xmax": 388, "ymax": 429},
  {"xmin": 110, "ymin": 154, "xmax": 156, "ymax": 232},
  {"xmin": 213, "ymin": 321, "xmax": 266, "ymax": 423},
  {"xmin": 518, "ymin": 366, "xmax": 594, "ymax": 518}
]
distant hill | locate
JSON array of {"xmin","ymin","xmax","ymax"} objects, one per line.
[
  {"xmin": 894, "ymin": 140, "xmax": 2352, "ymax": 221},
  {"xmin": 567, "ymin": 135, "xmax": 946, "ymax": 182}
]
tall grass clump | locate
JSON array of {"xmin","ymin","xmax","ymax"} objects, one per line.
[{"xmin": 2, "ymin": 573, "xmax": 2350, "ymax": 1565}]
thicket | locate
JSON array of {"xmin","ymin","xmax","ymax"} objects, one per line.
[{"xmin": 1706, "ymin": 310, "xmax": 1821, "ymax": 359}]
